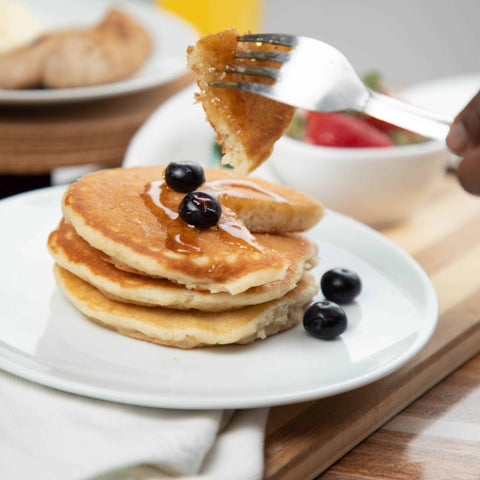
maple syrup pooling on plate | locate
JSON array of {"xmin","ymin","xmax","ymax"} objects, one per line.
[{"xmin": 142, "ymin": 178, "xmax": 287, "ymax": 255}]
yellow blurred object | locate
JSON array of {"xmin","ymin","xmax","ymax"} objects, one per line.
[{"xmin": 158, "ymin": 0, "xmax": 263, "ymax": 35}]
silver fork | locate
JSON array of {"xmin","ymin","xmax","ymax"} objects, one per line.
[{"xmin": 210, "ymin": 34, "xmax": 452, "ymax": 141}]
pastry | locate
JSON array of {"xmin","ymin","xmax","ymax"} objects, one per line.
[{"xmin": 0, "ymin": 8, "xmax": 152, "ymax": 89}]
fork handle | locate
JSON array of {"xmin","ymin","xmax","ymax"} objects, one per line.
[{"xmin": 363, "ymin": 90, "xmax": 452, "ymax": 142}]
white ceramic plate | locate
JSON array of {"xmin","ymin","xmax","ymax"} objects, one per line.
[
  {"xmin": 0, "ymin": 186, "xmax": 438, "ymax": 409},
  {"xmin": 400, "ymin": 73, "xmax": 480, "ymax": 117},
  {"xmin": 0, "ymin": 0, "xmax": 198, "ymax": 105}
]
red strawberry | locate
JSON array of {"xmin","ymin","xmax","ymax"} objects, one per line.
[{"xmin": 304, "ymin": 112, "xmax": 394, "ymax": 147}]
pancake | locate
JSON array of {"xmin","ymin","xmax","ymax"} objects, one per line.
[
  {"xmin": 48, "ymin": 219, "xmax": 318, "ymax": 311},
  {"xmin": 62, "ymin": 166, "xmax": 323, "ymax": 294},
  {"xmin": 203, "ymin": 175, "xmax": 324, "ymax": 233},
  {"xmin": 187, "ymin": 28, "xmax": 296, "ymax": 176},
  {"xmin": 54, "ymin": 265, "xmax": 318, "ymax": 349}
]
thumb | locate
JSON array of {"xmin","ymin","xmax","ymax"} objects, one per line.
[
  {"xmin": 446, "ymin": 89, "xmax": 480, "ymax": 154},
  {"xmin": 457, "ymin": 144, "xmax": 480, "ymax": 195}
]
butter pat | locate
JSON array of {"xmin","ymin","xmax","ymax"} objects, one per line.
[{"xmin": 0, "ymin": 0, "xmax": 44, "ymax": 54}]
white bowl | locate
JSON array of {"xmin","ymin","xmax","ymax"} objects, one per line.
[{"xmin": 268, "ymin": 136, "xmax": 450, "ymax": 227}]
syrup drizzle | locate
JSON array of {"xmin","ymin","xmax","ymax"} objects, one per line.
[
  {"xmin": 143, "ymin": 180, "xmax": 263, "ymax": 254},
  {"xmin": 217, "ymin": 206, "xmax": 261, "ymax": 250},
  {"xmin": 204, "ymin": 179, "xmax": 288, "ymax": 203},
  {"xmin": 144, "ymin": 180, "xmax": 178, "ymax": 220}
]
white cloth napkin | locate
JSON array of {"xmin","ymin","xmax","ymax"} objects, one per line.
[{"xmin": 0, "ymin": 370, "xmax": 269, "ymax": 480}]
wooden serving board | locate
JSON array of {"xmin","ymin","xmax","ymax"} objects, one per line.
[
  {"xmin": 0, "ymin": 74, "xmax": 192, "ymax": 175},
  {"xmin": 264, "ymin": 173, "xmax": 480, "ymax": 479}
]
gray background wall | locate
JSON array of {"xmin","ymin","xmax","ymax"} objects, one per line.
[{"xmin": 264, "ymin": 0, "xmax": 480, "ymax": 85}]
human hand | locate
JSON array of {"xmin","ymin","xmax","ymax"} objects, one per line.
[{"xmin": 446, "ymin": 89, "xmax": 480, "ymax": 195}]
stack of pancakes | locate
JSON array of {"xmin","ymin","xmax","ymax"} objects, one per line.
[{"xmin": 48, "ymin": 166, "xmax": 324, "ymax": 349}]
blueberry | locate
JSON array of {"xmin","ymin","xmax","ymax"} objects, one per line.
[
  {"xmin": 164, "ymin": 162, "xmax": 205, "ymax": 193},
  {"xmin": 179, "ymin": 191, "xmax": 222, "ymax": 228},
  {"xmin": 303, "ymin": 301, "xmax": 347, "ymax": 340},
  {"xmin": 321, "ymin": 268, "xmax": 362, "ymax": 304}
]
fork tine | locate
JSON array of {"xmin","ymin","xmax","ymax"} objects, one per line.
[
  {"xmin": 208, "ymin": 80, "xmax": 274, "ymax": 96},
  {"xmin": 225, "ymin": 64, "xmax": 279, "ymax": 80},
  {"xmin": 237, "ymin": 33, "xmax": 297, "ymax": 47},
  {"xmin": 235, "ymin": 51, "xmax": 290, "ymax": 63}
]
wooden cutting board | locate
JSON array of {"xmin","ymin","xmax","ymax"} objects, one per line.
[
  {"xmin": 0, "ymin": 74, "xmax": 193, "ymax": 175},
  {"xmin": 264, "ymin": 173, "xmax": 480, "ymax": 479}
]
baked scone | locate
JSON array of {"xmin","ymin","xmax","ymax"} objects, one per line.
[
  {"xmin": 187, "ymin": 28, "xmax": 296, "ymax": 176},
  {"xmin": 54, "ymin": 265, "xmax": 318, "ymax": 349},
  {"xmin": 61, "ymin": 166, "xmax": 323, "ymax": 294},
  {"xmin": 48, "ymin": 219, "xmax": 318, "ymax": 311}
]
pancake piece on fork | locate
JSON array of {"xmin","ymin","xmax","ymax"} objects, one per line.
[{"xmin": 187, "ymin": 28, "xmax": 296, "ymax": 176}]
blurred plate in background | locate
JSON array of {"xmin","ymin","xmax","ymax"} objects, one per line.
[{"xmin": 0, "ymin": 0, "xmax": 198, "ymax": 105}]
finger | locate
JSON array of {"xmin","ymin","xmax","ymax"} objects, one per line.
[
  {"xmin": 446, "ymin": 121, "xmax": 469, "ymax": 154},
  {"xmin": 447, "ymin": 89, "xmax": 480, "ymax": 154},
  {"xmin": 457, "ymin": 144, "xmax": 480, "ymax": 195}
]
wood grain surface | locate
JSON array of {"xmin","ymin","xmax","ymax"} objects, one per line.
[
  {"xmin": 320, "ymin": 355, "xmax": 480, "ymax": 479},
  {"xmin": 0, "ymin": 74, "xmax": 193, "ymax": 174},
  {"xmin": 264, "ymin": 173, "xmax": 480, "ymax": 480}
]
